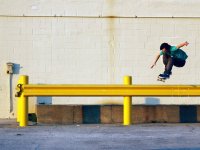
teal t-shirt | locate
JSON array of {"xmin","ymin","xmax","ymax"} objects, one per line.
[{"xmin": 160, "ymin": 46, "xmax": 188, "ymax": 60}]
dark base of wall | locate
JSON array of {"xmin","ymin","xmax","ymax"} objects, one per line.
[{"xmin": 36, "ymin": 105, "xmax": 200, "ymax": 124}]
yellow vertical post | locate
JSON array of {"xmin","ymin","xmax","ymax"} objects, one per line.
[
  {"xmin": 17, "ymin": 75, "xmax": 28, "ymax": 127},
  {"xmin": 123, "ymin": 76, "xmax": 132, "ymax": 126}
]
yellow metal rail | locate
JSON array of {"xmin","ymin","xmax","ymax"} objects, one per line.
[
  {"xmin": 16, "ymin": 75, "xmax": 200, "ymax": 127},
  {"xmin": 23, "ymin": 84, "xmax": 200, "ymax": 97}
]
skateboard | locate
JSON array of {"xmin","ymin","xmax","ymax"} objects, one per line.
[{"xmin": 157, "ymin": 75, "xmax": 168, "ymax": 82}]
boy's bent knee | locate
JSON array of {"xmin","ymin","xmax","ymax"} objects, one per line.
[{"xmin": 174, "ymin": 59, "xmax": 186, "ymax": 67}]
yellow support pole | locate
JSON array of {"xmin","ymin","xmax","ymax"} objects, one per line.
[
  {"xmin": 123, "ymin": 76, "xmax": 132, "ymax": 126},
  {"xmin": 17, "ymin": 75, "xmax": 28, "ymax": 127}
]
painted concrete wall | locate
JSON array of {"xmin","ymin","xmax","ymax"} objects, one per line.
[
  {"xmin": 1, "ymin": 0, "xmax": 200, "ymax": 17},
  {"xmin": 0, "ymin": 0, "xmax": 200, "ymax": 118}
]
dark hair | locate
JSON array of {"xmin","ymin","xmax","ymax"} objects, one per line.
[{"xmin": 160, "ymin": 43, "xmax": 171, "ymax": 51}]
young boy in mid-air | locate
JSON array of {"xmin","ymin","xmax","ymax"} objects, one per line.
[{"xmin": 151, "ymin": 41, "xmax": 189, "ymax": 79}]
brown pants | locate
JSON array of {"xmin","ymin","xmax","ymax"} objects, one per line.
[{"xmin": 163, "ymin": 54, "xmax": 186, "ymax": 74}]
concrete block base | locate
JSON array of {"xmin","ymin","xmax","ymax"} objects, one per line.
[{"xmin": 36, "ymin": 105, "xmax": 199, "ymax": 124}]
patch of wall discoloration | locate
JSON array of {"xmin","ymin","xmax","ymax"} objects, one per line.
[{"xmin": 107, "ymin": 0, "xmax": 116, "ymax": 83}]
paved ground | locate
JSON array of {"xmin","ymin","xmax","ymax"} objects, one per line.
[{"xmin": 1, "ymin": 120, "xmax": 200, "ymax": 150}]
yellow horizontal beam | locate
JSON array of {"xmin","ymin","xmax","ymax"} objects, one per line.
[{"xmin": 23, "ymin": 84, "xmax": 200, "ymax": 97}]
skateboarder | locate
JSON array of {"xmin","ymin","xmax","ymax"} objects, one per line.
[{"xmin": 151, "ymin": 41, "xmax": 189, "ymax": 79}]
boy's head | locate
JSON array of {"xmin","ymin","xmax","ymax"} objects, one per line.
[{"xmin": 160, "ymin": 43, "xmax": 171, "ymax": 53}]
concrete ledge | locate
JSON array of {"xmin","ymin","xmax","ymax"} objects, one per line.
[
  {"xmin": 112, "ymin": 105, "xmax": 123, "ymax": 123},
  {"xmin": 36, "ymin": 105, "xmax": 198, "ymax": 124},
  {"xmin": 36, "ymin": 105, "xmax": 82, "ymax": 124},
  {"xmin": 100, "ymin": 105, "xmax": 123, "ymax": 124},
  {"xmin": 74, "ymin": 106, "xmax": 83, "ymax": 124},
  {"xmin": 132, "ymin": 106, "xmax": 179, "ymax": 123},
  {"xmin": 100, "ymin": 106, "xmax": 112, "ymax": 124}
]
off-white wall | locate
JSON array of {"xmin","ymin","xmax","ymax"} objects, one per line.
[
  {"xmin": 0, "ymin": 0, "xmax": 200, "ymax": 118},
  {"xmin": 1, "ymin": 0, "xmax": 200, "ymax": 17}
]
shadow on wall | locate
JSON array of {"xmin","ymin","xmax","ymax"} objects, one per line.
[
  {"xmin": 13, "ymin": 63, "xmax": 21, "ymax": 74},
  {"xmin": 10, "ymin": 63, "xmax": 21, "ymax": 113},
  {"xmin": 37, "ymin": 97, "xmax": 52, "ymax": 105},
  {"xmin": 36, "ymin": 83, "xmax": 52, "ymax": 105},
  {"xmin": 145, "ymin": 97, "xmax": 160, "ymax": 105}
]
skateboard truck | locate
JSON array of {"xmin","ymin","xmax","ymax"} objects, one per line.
[
  {"xmin": 157, "ymin": 77, "xmax": 166, "ymax": 82},
  {"xmin": 157, "ymin": 75, "xmax": 168, "ymax": 82}
]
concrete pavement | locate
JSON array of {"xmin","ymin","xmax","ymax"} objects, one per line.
[{"xmin": 0, "ymin": 120, "xmax": 200, "ymax": 150}]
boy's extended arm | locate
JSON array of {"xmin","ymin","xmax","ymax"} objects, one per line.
[
  {"xmin": 176, "ymin": 41, "xmax": 189, "ymax": 49},
  {"xmin": 151, "ymin": 53, "xmax": 160, "ymax": 69}
]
